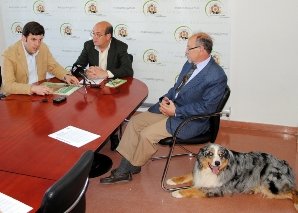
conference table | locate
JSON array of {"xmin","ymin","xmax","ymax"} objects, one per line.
[{"xmin": 0, "ymin": 77, "xmax": 148, "ymax": 211}]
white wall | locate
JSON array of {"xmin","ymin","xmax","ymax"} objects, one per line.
[
  {"xmin": 229, "ymin": 0, "xmax": 298, "ymax": 127},
  {"xmin": 0, "ymin": 1, "xmax": 297, "ymax": 128}
]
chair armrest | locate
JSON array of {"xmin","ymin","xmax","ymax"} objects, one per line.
[{"xmin": 173, "ymin": 111, "xmax": 224, "ymax": 139}]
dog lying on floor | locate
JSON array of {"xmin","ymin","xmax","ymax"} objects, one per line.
[{"xmin": 166, "ymin": 144, "xmax": 298, "ymax": 211}]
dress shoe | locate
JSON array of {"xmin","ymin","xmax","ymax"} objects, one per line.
[
  {"xmin": 100, "ymin": 169, "xmax": 132, "ymax": 184},
  {"xmin": 111, "ymin": 167, "xmax": 141, "ymax": 175},
  {"xmin": 110, "ymin": 134, "xmax": 119, "ymax": 151},
  {"xmin": 130, "ymin": 166, "xmax": 141, "ymax": 174}
]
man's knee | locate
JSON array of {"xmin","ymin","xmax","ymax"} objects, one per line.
[{"xmin": 139, "ymin": 127, "xmax": 159, "ymax": 145}]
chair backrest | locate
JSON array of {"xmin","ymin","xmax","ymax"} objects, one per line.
[
  {"xmin": 128, "ymin": 54, "xmax": 133, "ymax": 63},
  {"xmin": 209, "ymin": 85, "xmax": 231, "ymax": 142},
  {"xmin": 37, "ymin": 150, "xmax": 94, "ymax": 213}
]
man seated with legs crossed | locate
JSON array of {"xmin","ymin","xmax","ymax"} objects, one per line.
[{"xmin": 100, "ymin": 32, "xmax": 227, "ymax": 184}]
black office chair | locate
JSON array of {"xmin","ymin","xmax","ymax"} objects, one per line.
[
  {"xmin": 128, "ymin": 54, "xmax": 133, "ymax": 63},
  {"xmin": 153, "ymin": 85, "xmax": 230, "ymax": 192},
  {"xmin": 37, "ymin": 150, "xmax": 94, "ymax": 213}
]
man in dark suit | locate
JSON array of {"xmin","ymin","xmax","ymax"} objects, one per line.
[
  {"xmin": 100, "ymin": 32, "xmax": 228, "ymax": 184},
  {"xmin": 74, "ymin": 21, "xmax": 133, "ymax": 150},
  {"xmin": 74, "ymin": 21, "xmax": 133, "ymax": 79}
]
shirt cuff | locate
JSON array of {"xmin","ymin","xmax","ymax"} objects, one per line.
[{"xmin": 106, "ymin": 70, "xmax": 114, "ymax": 78}]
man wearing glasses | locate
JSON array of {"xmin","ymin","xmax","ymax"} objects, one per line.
[
  {"xmin": 100, "ymin": 32, "xmax": 227, "ymax": 184},
  {"xmin": 73, "ymin": 21, "xmax": 133, "ymax": 80},
  {"xmin": 73, "ymin": 21, "xmax": 133, "ymax": 150}
]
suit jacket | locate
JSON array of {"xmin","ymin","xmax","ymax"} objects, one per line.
[
  {"xmin": 148, "ymin": 57, "xmax": 227, "ymax": 139},
  {"xmin": 74, "ymin": 37, "xmax": 133, "ymax": 78},
  {"xmin": 2, "ymin": 40, "xmax": 68, "ymax": 95}
]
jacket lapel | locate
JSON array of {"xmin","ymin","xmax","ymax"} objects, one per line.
[
  {"xmin": 91, "ymin": 47, "xmax": 99, "ymax": 65},
  {"xmin": 17, "ymin": 41, "xmax": 30, "ymax": 81},
  {"xmin": 107, "ymin": 38, "xmax": 116, "ymax": 69},
  {"xmin": 177, "ymin": 58, "xmax": 215, "ymax": 97}
]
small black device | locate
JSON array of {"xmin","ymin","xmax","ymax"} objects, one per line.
[{"xmin": 53, "ymin": 96, "xmax": 67, "ymax": 104}]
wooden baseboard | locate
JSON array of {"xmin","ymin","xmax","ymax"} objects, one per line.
[{"xmin": 221, "ymin": 120, "xmax": 298, "ymax": 136}]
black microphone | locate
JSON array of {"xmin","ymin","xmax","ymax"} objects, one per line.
[
  {"xmin": 71, "ymin": 64, "xmax": 97, "ymax": 85},
  {"xmin": 71, "ymin": 64, "xmax": 85, "ymax": 77}
]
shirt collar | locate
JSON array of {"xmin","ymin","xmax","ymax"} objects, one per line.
[{"xmin": 194, "ymin": 56, "xmax": 211, "ymax": 70}]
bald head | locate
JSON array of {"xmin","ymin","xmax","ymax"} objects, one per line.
[
  {"xmin": 91, "ymin": 21, "xmax": 113, "ymax": 50},
  {"xmin": 94, "ymin": 21, "xmax": 113, "ymax": 37},
  {"xmin": 186, "ymin": 32, "xmax": 213, "ymax": 63},
  {"xmin": 192, "ymin": 32, "xmax": 213, "ymax": 54}
]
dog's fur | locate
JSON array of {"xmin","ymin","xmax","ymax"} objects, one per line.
[{"xmin": 167, "ymin": 144, "xmax": 298, "ymax": 211}]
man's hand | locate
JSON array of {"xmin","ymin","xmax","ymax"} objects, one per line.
[
  {"xmin": 86, "ymin": 66, "xmax": 108, "ymax": 79},
  {"xmin": 159, "ymin": 97, "xmax": 176, "ymax": 117},
  {"xmin": 64, "ymin": 74, "xmax": 80, "ymax": 85},
  {"xmin": 30, "ymin": 85, "xmax": 53, "ymax": 96}
]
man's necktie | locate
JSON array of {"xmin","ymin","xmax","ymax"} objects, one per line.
[{"xmin": 176, "ymin": 63, "xmax": 197, "ymax": 92}]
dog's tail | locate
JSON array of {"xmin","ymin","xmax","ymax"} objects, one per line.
[{"xmin": 291, "ymin": 190, "xmax": 298, "ymax": 211}]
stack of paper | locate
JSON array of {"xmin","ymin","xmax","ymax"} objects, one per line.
[{"xmin": 48, "ymin": 126, "xmax": 100, "ymax": 147}]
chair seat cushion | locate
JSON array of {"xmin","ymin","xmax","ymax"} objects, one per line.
[{"xmin": 159, "ymin": 131, "xmax": 211, "ymax": 146}]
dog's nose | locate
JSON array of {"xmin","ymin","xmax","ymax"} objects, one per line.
[{"xmin": 215, "ymin": 161, "xmax": 220, "ymax": 166}]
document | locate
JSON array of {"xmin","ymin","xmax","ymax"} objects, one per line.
[
  {"xmin": 105, "ymin": 78, "xmax": 127, "ymax": 88},
  {"xmin": 0, "ymin": 192, "xmax": 32, "ymax": 213},
  {"xmin": 48, "ymin": 126, "xmax": 100, "ymax": 147},
  {"xmin": 41, "ymin": 82, "xmax": 81, "ymax": 96}
]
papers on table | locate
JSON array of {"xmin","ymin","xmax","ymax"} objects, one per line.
[
  {"xmin": 48, "ymin": 126, "xmax": 100, "ymax": 147},
  {"xmin": 41, "ymin": 82, "xmax": 81, "ymax": 96},
  {"xmin": 105, "ymin": 78, "xmax": 127, "ymax": 88},
  {"xmin": 0, "ymin": 192, "xmax": 32, "ymax": 213}
]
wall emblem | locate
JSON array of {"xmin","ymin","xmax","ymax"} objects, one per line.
[
  {"xmin": 174, "ymin": 26, "xmax": 192, "ymax": 42},
  {"xmin": 60, "ymin": 23, "xmax": 73, "ymax": 37},
  {"xmin": 143, "ymin": 49, "xmax": 159, "ymax": 63}
]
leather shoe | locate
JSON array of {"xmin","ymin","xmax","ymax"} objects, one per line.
[
  {"xmin": 110, "ymin": 135, "xmax": 119, "ymax": 151},
  {"xmin": 111, "ymin": 167, "xmax": 141, "ymax": 175},
  {"xmin": 100, "ymin": 169, "xmax": 132, "ymax": 184},
  {"xmin": 130, "ymin": 167, "xmax": 141, "ymax": 174}
]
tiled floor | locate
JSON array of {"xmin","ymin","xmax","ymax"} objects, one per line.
[{"xmin": 85, "ymin": 123, "xmax": 298, "ymax": 213}]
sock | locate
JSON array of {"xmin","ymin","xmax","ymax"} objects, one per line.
[
  {"xmin": 115, "ymin": 158, "xmax": 132, "ymax": 174},
  {"xmin": 116, "ymin": 158, "xmax": 140, "ymax": 174}
]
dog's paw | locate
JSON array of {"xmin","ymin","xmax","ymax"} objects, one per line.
[
  {"xmin": 171, "ymin": 190, "xmax": 183, "ymax": 198},
  {"xmin": 166, "ymin": 178, "xmax": 177, "ymax": 186}
]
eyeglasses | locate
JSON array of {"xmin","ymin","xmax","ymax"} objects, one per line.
[
  {"xmin": 186, "ymin": 46, "xmax": 201, "ymax": 52},
  {"xmin": 90, "ymin": 31, "xmax": 106, "ymax": 38}
]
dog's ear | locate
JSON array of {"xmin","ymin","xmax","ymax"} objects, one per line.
[
  {"xmin": 218, "ymin": 146, "xmax": 229, "ymax": 159},
  {"xmin": 198, "ymin": 145, "xmax": 209, "ymax": 158}
]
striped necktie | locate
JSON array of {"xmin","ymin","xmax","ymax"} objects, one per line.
[{"xmin": 176, "ymin": 63, "xmax": 197, "ymax": 92}]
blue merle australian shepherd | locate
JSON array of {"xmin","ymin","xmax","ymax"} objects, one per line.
[{"xmin": 167, "ymin": 144, "xmax": 298, "ymax": 211}]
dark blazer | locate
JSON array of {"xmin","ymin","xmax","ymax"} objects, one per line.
[
  {"xmin": 148, "ymin": 57, "xmax": 227, "ymax": 139},
  {"xmin": 74, "ymin": 37, "xmax": 133, "ymax": 78}
]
